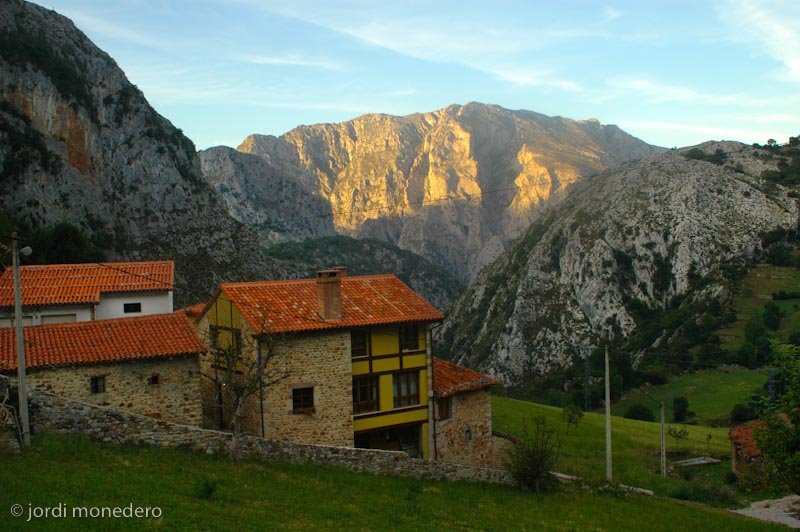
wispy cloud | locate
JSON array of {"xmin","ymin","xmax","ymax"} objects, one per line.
[
  {"xmin": 236, "ymin": 53, "xmax": 344, "ymax": 71},
  {"xmin": 603, "ymin": 7, "xmax": 623, "ymax": 22},
  {"xmin": 61, "ymin": 10, "xmax": 171, "ymax": 50},
  {"xmin": 488, "ymin": 66, "xmax": 583, "ymax": 91},
  {"xmin": 608, "ymin": 78, "xmax": 769, "ymax": 106},
  {"xmin": 719, "ymin": 0, "xmax": 800, "ymax": 83},
  {"xmin": 386, "ymin": 88, "xmax": 418, "ymax": 97}
]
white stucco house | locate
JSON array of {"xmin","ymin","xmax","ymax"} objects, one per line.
[{"xmin": 0, "ymin": 260, "xmax": 174, "ymax": 327}]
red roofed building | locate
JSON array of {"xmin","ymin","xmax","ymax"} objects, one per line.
[
  {"xmin": 432, "ymin": 357, "xmax": 498, "ymax": 467},
  {"xmin": 0, "ymin": 261, "xmax": 174, "ymax": 327},
  {"xmin": 198, "ymin": 268, "xmax": 500, "ymax": 462},
  {"xmin": 0, "ymin": 313, "xmax": 203, "ymax": 425}
]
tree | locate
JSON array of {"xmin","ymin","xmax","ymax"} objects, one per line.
[
  {"xmin": 624, "ymin": 403, "xmax": 654, "ymax": 422},
  {"xmin": 673, "ymin": 396, "xmax": 690, "ymax": 422},
  {"xmin": 505, "ymin": 416, "xmax": 561, "ymax": 492},
  {"xmin": 561, "ymin": 403, "xmax": 583, "ymax": 432},
  {"xmin": 763, "ymin": 302, "xmax": 784, "ymax": 331},
  {"xmin": 668, "ymin": 426, "xmax": 689, "ymax": 449},
  {"xmin": 202, "ymin": 324, "xmax": 289, "ymax": 463},
  {"xmin": 755, "ymin": 342, "xmax": 800, "ymax": 493}
]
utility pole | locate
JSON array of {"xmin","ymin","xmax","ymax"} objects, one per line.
[
  {"xmin": 12, "ymin": 232, "xmax": 31, "ymax": 447},
  {"xmin": 660, "ymin": 401, "xmax": 666, "ymax": 477},
  {"xmin": 604, "ymin": 343, "xmax": 612, "ymax": 482}
]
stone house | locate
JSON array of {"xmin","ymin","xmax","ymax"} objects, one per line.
[
  {"xmin": 0, "ymin": 260, "xmax": 174, "ymax": 327},
  {"xmin": 432, "ymin": 357, "xmax": 498, "ymax": 467},
  {"xmin": 197, "ymin": 268, "xmax": 499, "ymax": 463},
  {"xmin": 0, "ymin": 313, "xmax": 203, "ymax": 425}
]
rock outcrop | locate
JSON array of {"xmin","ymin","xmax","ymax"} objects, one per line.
[
  {"xmin": 236, "ymin": 104, "xmax": 663, "ymax": 282},
  {"xmin": 438, "ymin": 142, "xmax": 799, "ymax": 384},
  {"xmin": 0, "ymin": 0, "xmax": 284, "ymax": 303}
]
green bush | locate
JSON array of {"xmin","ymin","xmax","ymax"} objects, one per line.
[
  {"xmin": 623, "ymin": 403, "xmax": 655, "ymax": 422},
  {"xmin": 194, "ymin": 478, "xmax": 218, "ymax": 500},
  {"xmin": 673, "ymin": 397, "xmax": 690, "ymax": 422},
  {"xmin": 729, "ymin": 403, "xmax": 756, "ymax": 425},
  {"xmin": 505, "ymin": 416, "xmax": 561, "ymax": 492}
]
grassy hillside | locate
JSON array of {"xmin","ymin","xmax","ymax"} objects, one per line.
[
  {"xmin": 610, "ymin": 368, "xmax": 767, "ymax": 425},
  {"xmin": 717, "ymin": 264, "xmax": 800, "ymax": 351},
  {"xmin": 0, "ymin": 433, "xmax": 780, "ymax": 531},
  {"xmin": 492, "ymin": 396, "xmax": 784, "ymax": 504}
]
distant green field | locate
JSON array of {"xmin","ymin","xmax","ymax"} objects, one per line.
[
  {"xmin": 493, "ymin": 397, "xmax": 732, "ymax": 495},
  {"xmin": 610, "ymin": 368, "xmax": 767, "ymax": 424},
  {"xmin": 0, "ymin": 433, "xmax": 781, "ymax": 531},
  {"xmin": 717, "ymin": 264, "xmax": 800, "ymax": 351}
]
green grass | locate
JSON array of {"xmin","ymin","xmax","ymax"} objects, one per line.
[
  {"xmin": 610, "ymin": 368, "xmax": 767, "ymax": 425},
  {"xmin": 717, "ymin": 264, "xmax": 800, "ymax": 351},
  {"xmin": 0, "ymin": 433, "xmax": 781, "ymax": 531}
]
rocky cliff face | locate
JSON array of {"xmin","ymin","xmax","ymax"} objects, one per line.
[
  {"xmin": 438, "ymin": 142, "xmax": 799, "ymax": 384},
  {"xmin": 236, "ymin": 104, "xmax": 662, "ymax": 282},
  {"xmin": 199, "ymin": 146, "xmax": 335, "ymax": 245},
  {"xmin": 0, "ymin": 0, "xmax": 283, "ymax": 303}
]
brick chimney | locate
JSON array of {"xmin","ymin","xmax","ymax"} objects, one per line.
[{"xmin": 316, "ymin": 269, "xmax": 343, "ymax": 321}]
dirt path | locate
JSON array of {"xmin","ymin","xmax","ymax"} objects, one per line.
[{"xmin": 733, "ymin": 495, "xmax": 800, "ymax": 528}]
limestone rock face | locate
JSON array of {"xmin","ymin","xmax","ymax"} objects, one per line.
[
  {"xmin": 0, "ymin": 0, "xmax": 284, "ymax": 303},
  {"xmin": 438, "ymin": 142, "xmax": 799, "ymax": 384},
  {"xmin": 198, "ymin": 146, "xmax": 336, "ymax": 245},
  {"xmin": 237, "ymin": 104, "xmax": 662, "ymax": 282}
]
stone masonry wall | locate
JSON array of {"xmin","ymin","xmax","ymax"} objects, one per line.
[
  {"xmin": 435, "ymin": 389, "xmax": 493, "ymax": 467},
  {"xmin": 24, "ymin": 357, "xmax": 201, "ymax": 426},
  {"xmin": 4, "ymin": 375, "xmax": 512, "ymax": 485},
  {"xmin": 197, "ymin": 315, "xmax": 353, "ymax": 447}
]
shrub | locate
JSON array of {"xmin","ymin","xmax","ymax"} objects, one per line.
[
  {"xmin": 623, "ymin": 403, "xmax": 655, "ymax": 422},
  {"xmin": 763, "ymin": 302, "xmax": 784, "ymax": 331},
  {"xmin": 673, "ymin": 397, "xmax": 690, "ymax": 422},
  {"xmin": 730, "ymin": 403, "xmax": 756, "ymax": 425},
  {"xmin": 561, "ymin": 404, "xmax": 584, "ymax": 431},
  {"xmin": 505, "ymin": 416, "xmax": 561, "ymax": 492}
]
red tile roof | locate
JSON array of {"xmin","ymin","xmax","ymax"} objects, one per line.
[
  {"xmin": 176, "ymin": 302, "xmax": 207, "ymax": 319},
  {"xmin": 730, "ymin": 420, "xmax": 765, "ymax": 459},
  {"xmin": 0, "ymin": 261, "xmax": 174, "ymax": 308},
  {"xmin": 0, "ymin": 313, "xmax": 203, "ymax": 371},
  {"xmin": 209, "ymin": 274, "xmax": 444, "ymax": 334},
  {"xmin": 433, "ymin": 357, "xmax": 498, "ymax": 398}
]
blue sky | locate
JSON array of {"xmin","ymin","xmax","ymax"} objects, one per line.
[{"xmin": 35, "ymin": 0, "xmax": 800, "ymax": 150}]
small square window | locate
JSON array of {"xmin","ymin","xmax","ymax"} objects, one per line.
[
  {"xmin": 292, "ymin": 387, "xmax": 314, "ymax": 414},
  {"xmin": 147, "ymin": 373, "xmax": 161, "ymax": 385},
  {"xmin": 123, "ymin": 302, "xmax": 142, "ymax": 314},
  {"xmin": 399, "ymin": 325, "xmax": 419, "ymax": 351},
  {"xmin": 90, "ymin": 376, "xmax": 106, "ymax": 394}
]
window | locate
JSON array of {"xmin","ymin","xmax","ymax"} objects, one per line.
[
  {"xmin": 399, "ymin": 325, "xmax": 419, "ymax": 351},
  {"xmin": 352, "ymin": 376, "xmax": 379, "ymax": 414},
  {"xmin": 90, "ymin": 376, "xmax": 106, "ymax": 394},
  {"xmin": 123, "ymin": 302, "xmax": 142, "ymax": 314},
  {"xmin": 147, "ymin": 373, "xmax": 161, "ymax": 385},
  {"xmin": 292, "ymin": 387, "xmax": 314, "ymax": 414},
  {"xmin": 437, "ymin": 397, "xmax": 451, "ymax": 420},
  {"xmin": 393, "ymin": 371, "xmax": 419, "ymax": 407},
  {"xmin": 351, "ymin": 330, "xmax": 369, "ymax": 359}
]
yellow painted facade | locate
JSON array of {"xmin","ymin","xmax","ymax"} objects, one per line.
[
  {"xmin": 351, "ymin": 324, "xmax": 431, "ymax": 458},
  {"xmin": 203, "ymin": 292, "xmax": 433, "ymax": 458}
]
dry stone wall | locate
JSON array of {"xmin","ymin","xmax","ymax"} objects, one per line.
[{"xmin": 3, "ymin": 376, "xmax": 512, "ymax": 485}]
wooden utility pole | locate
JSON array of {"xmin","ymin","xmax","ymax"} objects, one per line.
[
  {"xmin": 604, "ymin": 343, "xmax": 612, "ymax": 482},
  {"xmin": 660, "ymin": 401, "xmax": 666, "ymax": 477}
]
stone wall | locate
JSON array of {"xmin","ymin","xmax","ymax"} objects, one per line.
[
  {"xmin": 434, "ymin": 389, "xmax": 494, "ymax": 467},
  {"xmin": 197, "ymin": 315, "xmax": 354, "ymax": 447},
  {"xmin": 10, "ymin": 377, "xmax": 512, "ymax": 485},
  {"xmin": 24, "ymin": 357, "xmax": 201, "ymax": 426}
]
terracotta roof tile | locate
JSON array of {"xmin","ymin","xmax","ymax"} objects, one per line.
[
  {"xmin": 433, "ymin": 357, "xmax": 498, "ymax": 398},
  {"xmin": 175, "ymin": 302, "xmax": 207, "ymax": 318},
  {"xmin": 213, "ymin": 274, "xmax": 444, "ymax": 334},
  {"xmin": 0, "ymin": 261, "xmax": 174, "ymax": 308},
  {"xmin": 0, "ymin": 313, "xmax": 203, "ymax": 371}
]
